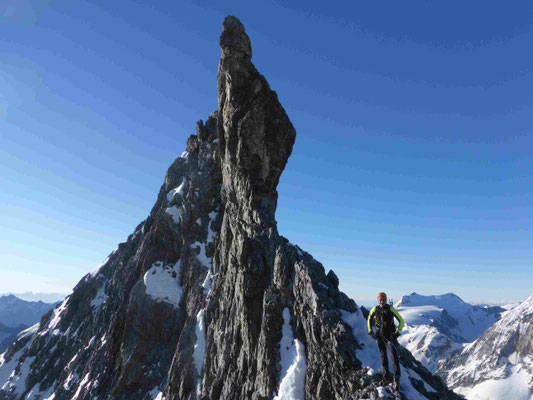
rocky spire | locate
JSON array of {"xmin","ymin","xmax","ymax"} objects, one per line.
[
  {"xmin": 219, "ymin": 16, "xmax": 252, "ymax": 60},
  {"xmin": 196, "ymin": 16, "xmax": 298, "ymax": 399},
  {"xmin": 217, "ymin": 16, "xmax": 296, "ymax": 227}
]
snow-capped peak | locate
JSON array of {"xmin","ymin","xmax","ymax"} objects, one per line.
[
  {"xmin": 394, "ymin": 292, "xmax": 505, "ymax": 375},
  {"xmin": 396, "ymin": 292, "xmax": 502, "ymax": 343},
  {"xmin": 440, "ymin": 293, "xmax": 533, "ymax": 400}
]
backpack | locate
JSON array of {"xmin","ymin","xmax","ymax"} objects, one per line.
[{"xmin": 372, "ymin": 304, "xmax": 396, "ymax": 336}]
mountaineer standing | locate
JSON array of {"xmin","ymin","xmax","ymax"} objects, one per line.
[{"xmin": 367, "ymin": 292, "xmax": 405, "ymax": 391}]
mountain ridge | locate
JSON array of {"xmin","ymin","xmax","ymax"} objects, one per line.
[
  {"xmin": 0, "ymin": 295, "xmax": 59, "ymax": 329},
  {"xmin": 0, "ymin": 295, "xmax": 58, "ymax": 354},
  {"xmin": 0, "ymin": 294, "xmax": 67, "ymax": 304},
  {"xmin": 395, "ymin": 292, "xmax": 505, "ymax": 374},
  {"xmin": 440, "ymin": 293, "xmax": 533, "ymax": 399}
]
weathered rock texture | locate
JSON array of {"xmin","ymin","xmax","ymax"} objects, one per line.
[{"xmin": 0, "ymin": 16, "xmax": 463, "ymax": 400}]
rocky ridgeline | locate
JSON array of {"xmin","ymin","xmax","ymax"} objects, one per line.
[{"xmin": 0, "ymin": 16, "xmax": 462, "ymax": 400}]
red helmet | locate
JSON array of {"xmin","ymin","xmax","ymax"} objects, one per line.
[{"xmin": 377, "ymin": 292, "xmax": 387, "ymax": 300}]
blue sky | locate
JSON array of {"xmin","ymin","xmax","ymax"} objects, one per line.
[{"xmin": 1, "ymin": 0, "xmax": 532, "ymax": 305}]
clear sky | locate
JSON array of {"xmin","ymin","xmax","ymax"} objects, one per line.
[{"xmin": 1, "ymin": 0, "xmax": 532, "ymax": 305}]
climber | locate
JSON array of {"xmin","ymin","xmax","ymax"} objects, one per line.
[{"xmin": 367, "ymin": 292, "xmax": 404, "ymax": 391}]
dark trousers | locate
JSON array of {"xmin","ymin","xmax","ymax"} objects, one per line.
[{"xmin": 377, "ymin": 337, "xmax": 400, "ymax": 379}]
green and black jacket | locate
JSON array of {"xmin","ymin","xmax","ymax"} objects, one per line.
[{"xmin": 367, "ymin": 304, "xmax": 405, "ymax": 338}]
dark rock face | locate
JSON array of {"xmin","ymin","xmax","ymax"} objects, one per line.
[
  {"xmin": 0, "ymin": 16, "xmax": 463, "ymax": 400},
  {"xmin": 0, "ymin": 115, "xmax": 221, "ymax": 400},
  {"xmin": 199, "ymin": 15, "xmax": 296, "ymax": 399}
]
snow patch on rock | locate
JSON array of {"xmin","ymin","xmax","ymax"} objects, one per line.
[
  {"xmin": 26, "ymin": 379, "xmax": 57, "ymax": 400},
  {"xmin": 148, "ymin": 387, "xmax": 166, "ymax": 400},
  {"xmin": 403, "ymin": 366, "xmax": 437, "ymax": 394},
  {"xmin": 64, "ymin": 371, "xmax": 79, "ymax": 390},
  {"xmin": 0, "ymin": 340, "xmax": 33, "ymax": 389},
  {"xmin": 193, "ymin": 309, "xmax": 207, "ymax": 395},
  {"xmin": 2, "ymin": 354, "xmax": 36, "ymax": 397},
  {"xmin": 40, "ymin": 298, "xmax": 69, "ymax": 336},
  {"xmin": 90, "ymin": 251, "xmax": 115, "ymax": 277},
  {"xmin": 71, "ymin": 372, "xmax": 91, "ymax": 400},
  {"xmin": 165, "ymin": 206, "xmax": 182, "ymax": 224},
  {"xmin": 341, "ymin": 309, "xmax": 383, "ymax": 373},
  {"xmin": 274, "ymin": 308, "xmax": 307, "ymax": 400},
  {"xmin": 192, "ymin": 241, "xmax": 211, "ymax": 268},
  {"xmin": 90, "ymin": 281, "xmax": 108, "ymax": 309},
  {"xmin": 207, "ymin": 211, "xmax": 218, "ymax": 243},
  {"xmin": 201, "ymin": 270, "xmax": 213, "ymax": 296},
  {"xmin": 17, "ymin": 323, "xmax": 40, "ymax": 340},
  {"xmin": 167, "ymin": 178, "xmax": 186, "ymax": 202},
  {"xmin": 143, "ymin": 261, "xmax": 183, "ymax": 307}
]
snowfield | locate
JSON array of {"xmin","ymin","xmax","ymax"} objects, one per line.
[{"xmin": 454, "ymin": 365, "xmax": 532, "ymax": 400}]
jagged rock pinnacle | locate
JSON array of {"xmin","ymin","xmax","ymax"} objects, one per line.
[
  {"xmin": 220, "ymin": 16, "xmax": 252, "ymax": 60},
  {"xmin": 217, "ymin": 16, "xmax": 296, "ymax": 227}
]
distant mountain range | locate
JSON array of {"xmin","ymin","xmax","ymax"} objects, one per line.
[
  {"xmin": 395, "ymin": 292, "xmax": 506, "ymax": 373},
  {"xmin": 440, "ymin": 294, "xmax": 533, "ymax": 399},
  {"xmin": 0, "ymin": 295, "xmax": 58, "ymax": 328},
  {"xmin": 394, "ymin": 292, "xmax": 533, "ymax": 399},
  {"xmin": 0, "ymin": 292, "xmax": 67, "ymax": 303},
  {"xmin": 0, "ymin": 295, "xmax": 58, "ymax": 352}
]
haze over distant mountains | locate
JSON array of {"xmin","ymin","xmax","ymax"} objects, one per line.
[
  {"xmin": 0, "ymin": 295, "xmax": 59, "ymax": 329},
  {"xmin": 0, "ymin": 295, "xmax": 58, "ymax": 353},
  {"xmin": 0, "ymin": 293, "xmax": 67, "ymax": 304}
]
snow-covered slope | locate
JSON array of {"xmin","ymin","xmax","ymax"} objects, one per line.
[
  {"xmin": 440, "ymin": 293, "xmax": 533, "ymax": 400},
  {"xmin": 395, "ymin": 293, "xmax": 504, "ymax": 373}
]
